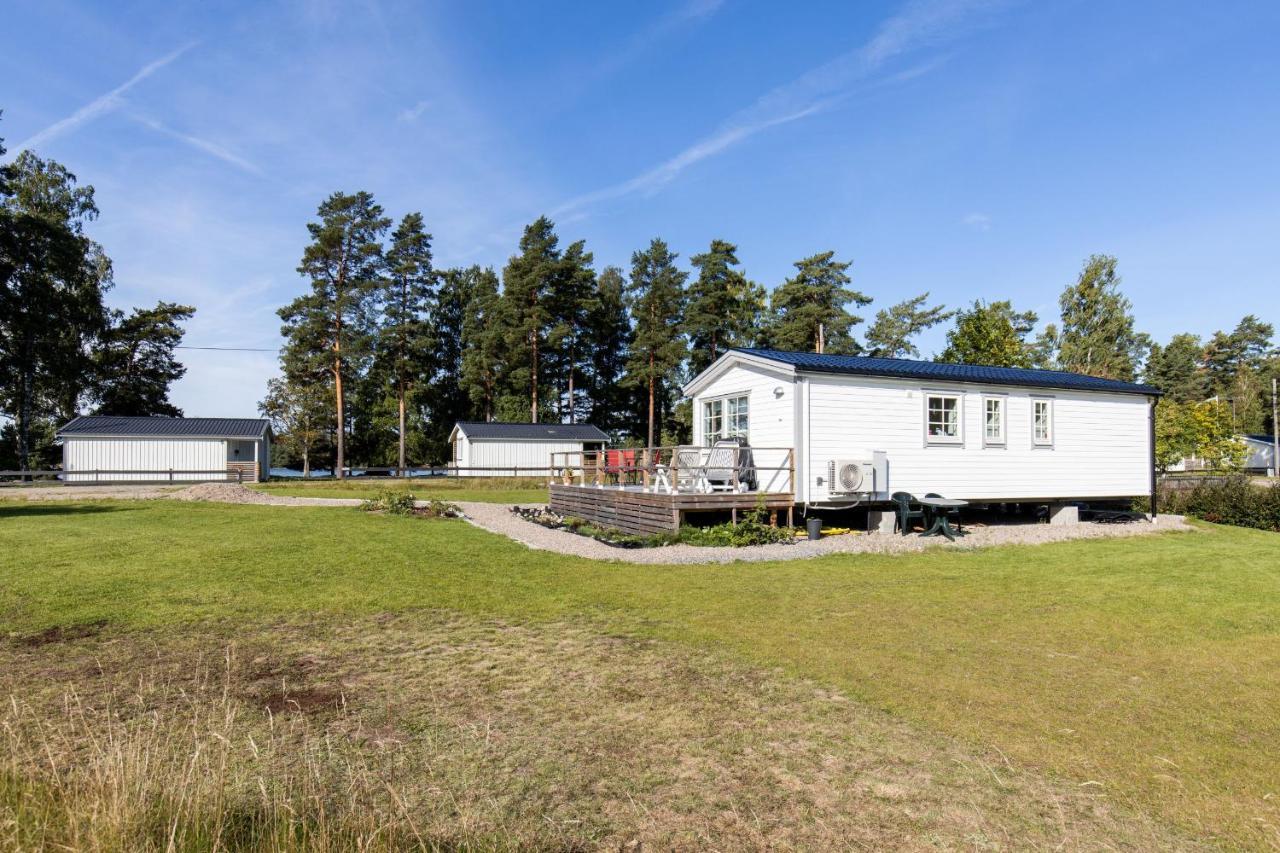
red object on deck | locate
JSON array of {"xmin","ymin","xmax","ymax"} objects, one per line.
[{"xmin": 603, "ymin": 448, "xmax": 637, "ymax": 473}]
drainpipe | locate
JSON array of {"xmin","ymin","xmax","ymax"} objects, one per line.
[{"xmin": 1149, "ymin": 396, "xmax": 1159, "ymax": 521}]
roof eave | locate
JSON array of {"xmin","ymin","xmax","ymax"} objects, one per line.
[{"xmin": 790, "ymin": 364, "xmax": 1160, "ymax": 397}]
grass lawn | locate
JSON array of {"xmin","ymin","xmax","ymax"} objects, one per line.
[
  {"xmin": 2, "ymin": 500, "xmax": 1278, "ymax": 848},
  {"xmin": 252, "ymin": 475, "xmax": 547, "ymax": 503}
]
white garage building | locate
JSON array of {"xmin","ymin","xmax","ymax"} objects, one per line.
[
  {"xmin": 449, "ymin": 421, "xmax": 609, "ymax": 476},
  {"xmin": 58, "ymin": 416, "xmax": 272, "ymax": 483}
]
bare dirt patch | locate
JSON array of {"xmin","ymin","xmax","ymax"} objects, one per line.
[
  {"xmin": 0, "ymin": 612, "xmax": 1201, "ymax": 850},
  {"xmin": 12, "ymin": 619, "xmax": 108, "ymax": 648}
]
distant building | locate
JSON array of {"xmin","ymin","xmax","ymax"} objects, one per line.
[
  {"xmin": 57, "ymin": 416, "xmax": 271, "ymax": 483},
  {"xmin": 449, "ymin": 422, "xmax": 609, "ymax": 477}
]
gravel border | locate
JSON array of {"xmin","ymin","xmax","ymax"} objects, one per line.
[{"xmin": 454, "ymin": 501, "xmax": 1193, "ymax": 564}]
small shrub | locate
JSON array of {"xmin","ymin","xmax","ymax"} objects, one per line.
[
  {"xmin": 361, "ymin": 489, "xmax": 417, "ymax": 516},
  {"xmin": 1157, "ymin": 477, "xmax": 1280, "ymax": 532},
  {"xmin": 677, "ymin": 504, "xmax": 794, "ymax": 547},
  {"xmin": 420, "ymin": 499, "xmax": 463, "ymax": 519}
]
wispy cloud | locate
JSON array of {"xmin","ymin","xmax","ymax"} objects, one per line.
[
  {"xmin": 14, "ymin": 42, "xmax": 198, "ymax": 153},
  {"xmin": 397, "ymin": 99, "xmax": 431, "ymax": 123},
  {"xmin": 130, "ymin": 113, "xmax": 263, "ymax": 176},
  {"xmin": 592, "ymin": 0, "xmax": 726, "ymax": 79},
  {"xmin": 962, "ymin": 211, "xmax": 992, "ymax": 231},
  {"xmin": 553, "ymin": 0, "xmax": 998, "ymax": 218}
]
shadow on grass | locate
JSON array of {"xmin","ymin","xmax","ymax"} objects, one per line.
[{"xmin": 0, "ymin": 503, "xmax": 140, "ymax": 519}]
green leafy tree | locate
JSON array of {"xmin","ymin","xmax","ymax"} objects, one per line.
[
  {"xmin": 1155, "ymin": 399, "xmax": 1246, "ymax": 472},
  {"xmin": 0, "ymin": 150, "xmax": 111, "ymax": 470},
  {"xmin": 864, "ymin": 293, "xmax": 953, "ymax": 358},
  {"xmin": 376, "ymin": 212, "xmax": 434, "ymax": 472},
  {"xmin": 1040, "ymin": 255, "xmax": 1150, "ymax": 380},
  {"xmin": 938, "ymin": 300, "xmax": 1038, "ymax": 367},
  {"xmin": 623, "ymin": 238, "xmax": 688, "ymax": 447},
  {"xmin": 766, "ymin": 251, "xmax": 868, "ymax": 354},
  {"xmin": 259, "ymin": 375, "xmax": 332, "ymax": 477},
  {"xmin": 499, "ymin": 216, "xmax": 561, "ymax": 422},
  {"xmin": 457, "ymin": 266, "xmax": 505, "ymax": 424},
  {"xmin": 685, "ymin": 239, "xmax": 760, "ymax": 374},
  {"xmin": 93, "ymin": 301, "xmax": 195, "ymax": 416},
  {"xmin": 279, "ymin": 191, "xmax": 389, "ymax": 478},
  {"xmin": 585, "ymin": 265, "xmax": 634, "ymax": 434},
  {"xmin": 1145, "ymin": 333, "xmax": 1207, "ymax": 404}
]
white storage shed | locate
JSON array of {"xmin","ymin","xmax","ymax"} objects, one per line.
[
  {"xmin": 449, "ymin": 421, "xmax": 609, "ymax": 477},
  {"xmin": 57, "ymin": 416, "xmax": 272, "ymax": 483},
  {"xmin": 682, "ymin": 348, "xmax": 1160, "ymax": 507}
]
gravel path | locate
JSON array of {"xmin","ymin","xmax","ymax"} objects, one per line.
[{"xmin": 454, "ymin": 501, "xmax": 1193, "ymax": 564}]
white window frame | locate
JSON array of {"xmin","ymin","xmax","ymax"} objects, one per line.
[
  {"xmin": 923, "ymin": 391, "xmax": 964, "ymax": 446},
  {"xmin": 1031, "ymin": 396, "xmax": 1055, "ymax": 448},
  {"xmin": 702, "ymin": 393, "xmax": 749, "ymax": 444},
  {"xmin": 982, "ymin": 395, "xmax": 1007, "ymax": 447}
]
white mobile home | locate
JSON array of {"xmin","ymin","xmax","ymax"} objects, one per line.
[
  {"xmin": 57, "ymin": 416, "xmax": 271, "ymax": 483},
  {"xmin": 449, "ymin": 422, "xmax": 608, "ymax": 476},
  {"xmin": 683, "ymin": 348, "xmax": 1159, "ymax": 506}
]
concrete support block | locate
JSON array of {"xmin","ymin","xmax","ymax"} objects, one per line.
[
  {"xmin": 867, "ymin": 509, "xmax": 897, "ymax": 534},
  {"xmin": 1048, "ymin": 503, "xmax": 1079, "ymax": 526}
]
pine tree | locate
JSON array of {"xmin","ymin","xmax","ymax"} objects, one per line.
[
  {"xmin": 547, "ymin": 239, "xmax": 596, "ymax": 422},
  {"xmin": 939, "ymin": 300, "xmax": 1038, "ymax": 367},
  {"xmin": 685, "ymin": 239, "xmax": 759, "ymax": 374},
  {"xmin": 1203, "ymin": 316, "xmax": 1275, "ymax": 433},
  {"xmin": 1145, "ymin": 333, "xmax": 1207, "ymax": 404},
  {"xmin": 93, "ymin": 301, "xmax": 195, "ymax": 416},
  {"xmin": 377, "ymin": 212, "xmax": 434, "ymax": 473},
  {"xmin": 585, "ymin": 265, "xmax": 634, "ymax": 434},
  {"xmin": 623, "ymin": 239, "xmax": 688, "ymax": 447},
  {"xmin": 500, "ymin": 216, "xmax": 561, "ymax": 422},
  {"xmin": 864, "ymin": 293, "xmax": 953, "ymax": 359},
  {"xmin": 766, "ymin": 251, "xmax": 868, "ymax": 354},
  {"xmin": 457, "ymin": 266, "xmax": 504, "ymax": 424},
  {"xmin": 0, "ymin": 150, "xmax": 112, "ymax": 470},
  {"xmin": 1043, "ymin": 255, "xmax": 1150, "ymax": 380},
  {"xmin": 280, "ymin": 191, "xmax": 389, "ymax": 478}
]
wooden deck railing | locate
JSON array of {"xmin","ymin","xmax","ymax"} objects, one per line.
[{"xmin": 548, "ymin": 445, "xmax": 795, "ymax": 494}]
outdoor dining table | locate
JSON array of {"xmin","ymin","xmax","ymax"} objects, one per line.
[{"xmin": 918, "ymin": 496, "xmax": 969, "ymax": 541}]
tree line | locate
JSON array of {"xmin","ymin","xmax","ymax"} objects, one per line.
[
  {"xmin": 3, "ymin": 119, "xmax": 1275, "ymax": 476},
  {"xmin": 265, "ymin": 191, "xmax": 1279, "ymax": 475},
  {"xmin": 0, "ymin": 120, "xmax": 194, "ymax": 470}
]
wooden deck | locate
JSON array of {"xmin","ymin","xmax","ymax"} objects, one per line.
[{"xmin": 548, "ymin": 484, "xmax": 795, "ymax": 535}]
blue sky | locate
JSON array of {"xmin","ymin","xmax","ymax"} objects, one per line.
[{"xmin": 4, "ymin": 0, "xmax": 1279, "ymax": 418}]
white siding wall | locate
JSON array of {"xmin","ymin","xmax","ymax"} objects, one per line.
[
  {"xmin": 458, "ymin": 438, "xmax": 593, "ymax": 476},
  {"xmin": 64, "ymin": 437, "xmax": 227, "ymax": 482},
  {"xmin": 803, "ymin": 375, "xmax": 1152, "ymax": 502},
  {"xmin": 691, "ymin": 362, "xmax": 797, "ymax": 493}
]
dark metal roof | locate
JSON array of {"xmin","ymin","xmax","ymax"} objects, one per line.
[
  {"xmin": 58, "ymin": 416, "xmax": 270, "ymax": 438},
  {"xmin": 454, "ymin": 421, "xmax": 609, "ymax": 441},
  {"xmin": 734, "ymin": 348, "xmax": 1161, "ymax": 396},
  {"xmin": 1244, "ymin": 434, "xmax": 1277, "ymax": 444}
]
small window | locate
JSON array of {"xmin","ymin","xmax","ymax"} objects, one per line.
[
  {"xmin": 925, "ymin": 394, "xmax": 962, "ymax": 444},
  {"xmin": 1032, "ymin": 398, "xmax": 1054, "ymax": 446},
  {"xmin": 983, "ymin": 397, "xmax": 1005, "ymax": 445},
  {"xmin": 703, "ymin": 399, "xmax": 723, "ymax": 443},
  {"xmin": 703, "ymin": 394, "xmax": 749, "ymax": 443}
]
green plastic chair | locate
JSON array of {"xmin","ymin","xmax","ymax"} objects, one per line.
[{"xmin": 890, "ymin": 492, "xmax": 925, "ymax": 535}]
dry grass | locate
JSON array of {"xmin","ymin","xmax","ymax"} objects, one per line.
[{"xmin": 0, "ymin": 613, "xmax": 1198, "ymax": 851}]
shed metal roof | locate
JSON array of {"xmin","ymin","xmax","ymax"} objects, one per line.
[
  {"xmin": 58, "ymin": 416, "xmax": 270, "ymax": 438},
  {"xmin": 454, "ymin": 421, "xmax": 609, "ymax": 441},
  {"xmin": 732, "ymin": 348, "xmax": 1161, "ymax": 396}
]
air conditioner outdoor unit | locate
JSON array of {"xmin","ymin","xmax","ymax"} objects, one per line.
[{"xmin": 828, "ymin": 457, "xmax": 876, "ymax": 494}]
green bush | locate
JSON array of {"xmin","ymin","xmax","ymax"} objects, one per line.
[
  {"xmin": 1158, "ymin": 477, "xmax": 1280, "ymax": 532},
  {"xmin": 677, "ymin": 504, "xmax": 794, "ymax": 547},
  {"xmin": 360, "ymin": 490, "xmax": 418, "ymax": 516}
]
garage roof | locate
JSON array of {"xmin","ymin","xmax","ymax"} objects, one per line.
[
  {"xmin": 454, "ymin": 421, "xmax": 609, "ymax": 441},
  {"xmin": 58, "ymin": 416, "xmax": 270, "ymax": 439}
]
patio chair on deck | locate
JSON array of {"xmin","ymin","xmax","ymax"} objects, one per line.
[
  {"xmin": 703, "ymin": 439, "xmax": 756, "ymax": 492},
  {"xmin": 890, "ymin": 492, "xmax": 925, "ymax": 535},
  {"xmin": 674, "ymin": 446, "xmax": 707, "ymax": 493},
  {"xmin": 924, "ymin": 492, "xmax": 963, "ymax": 534}
]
